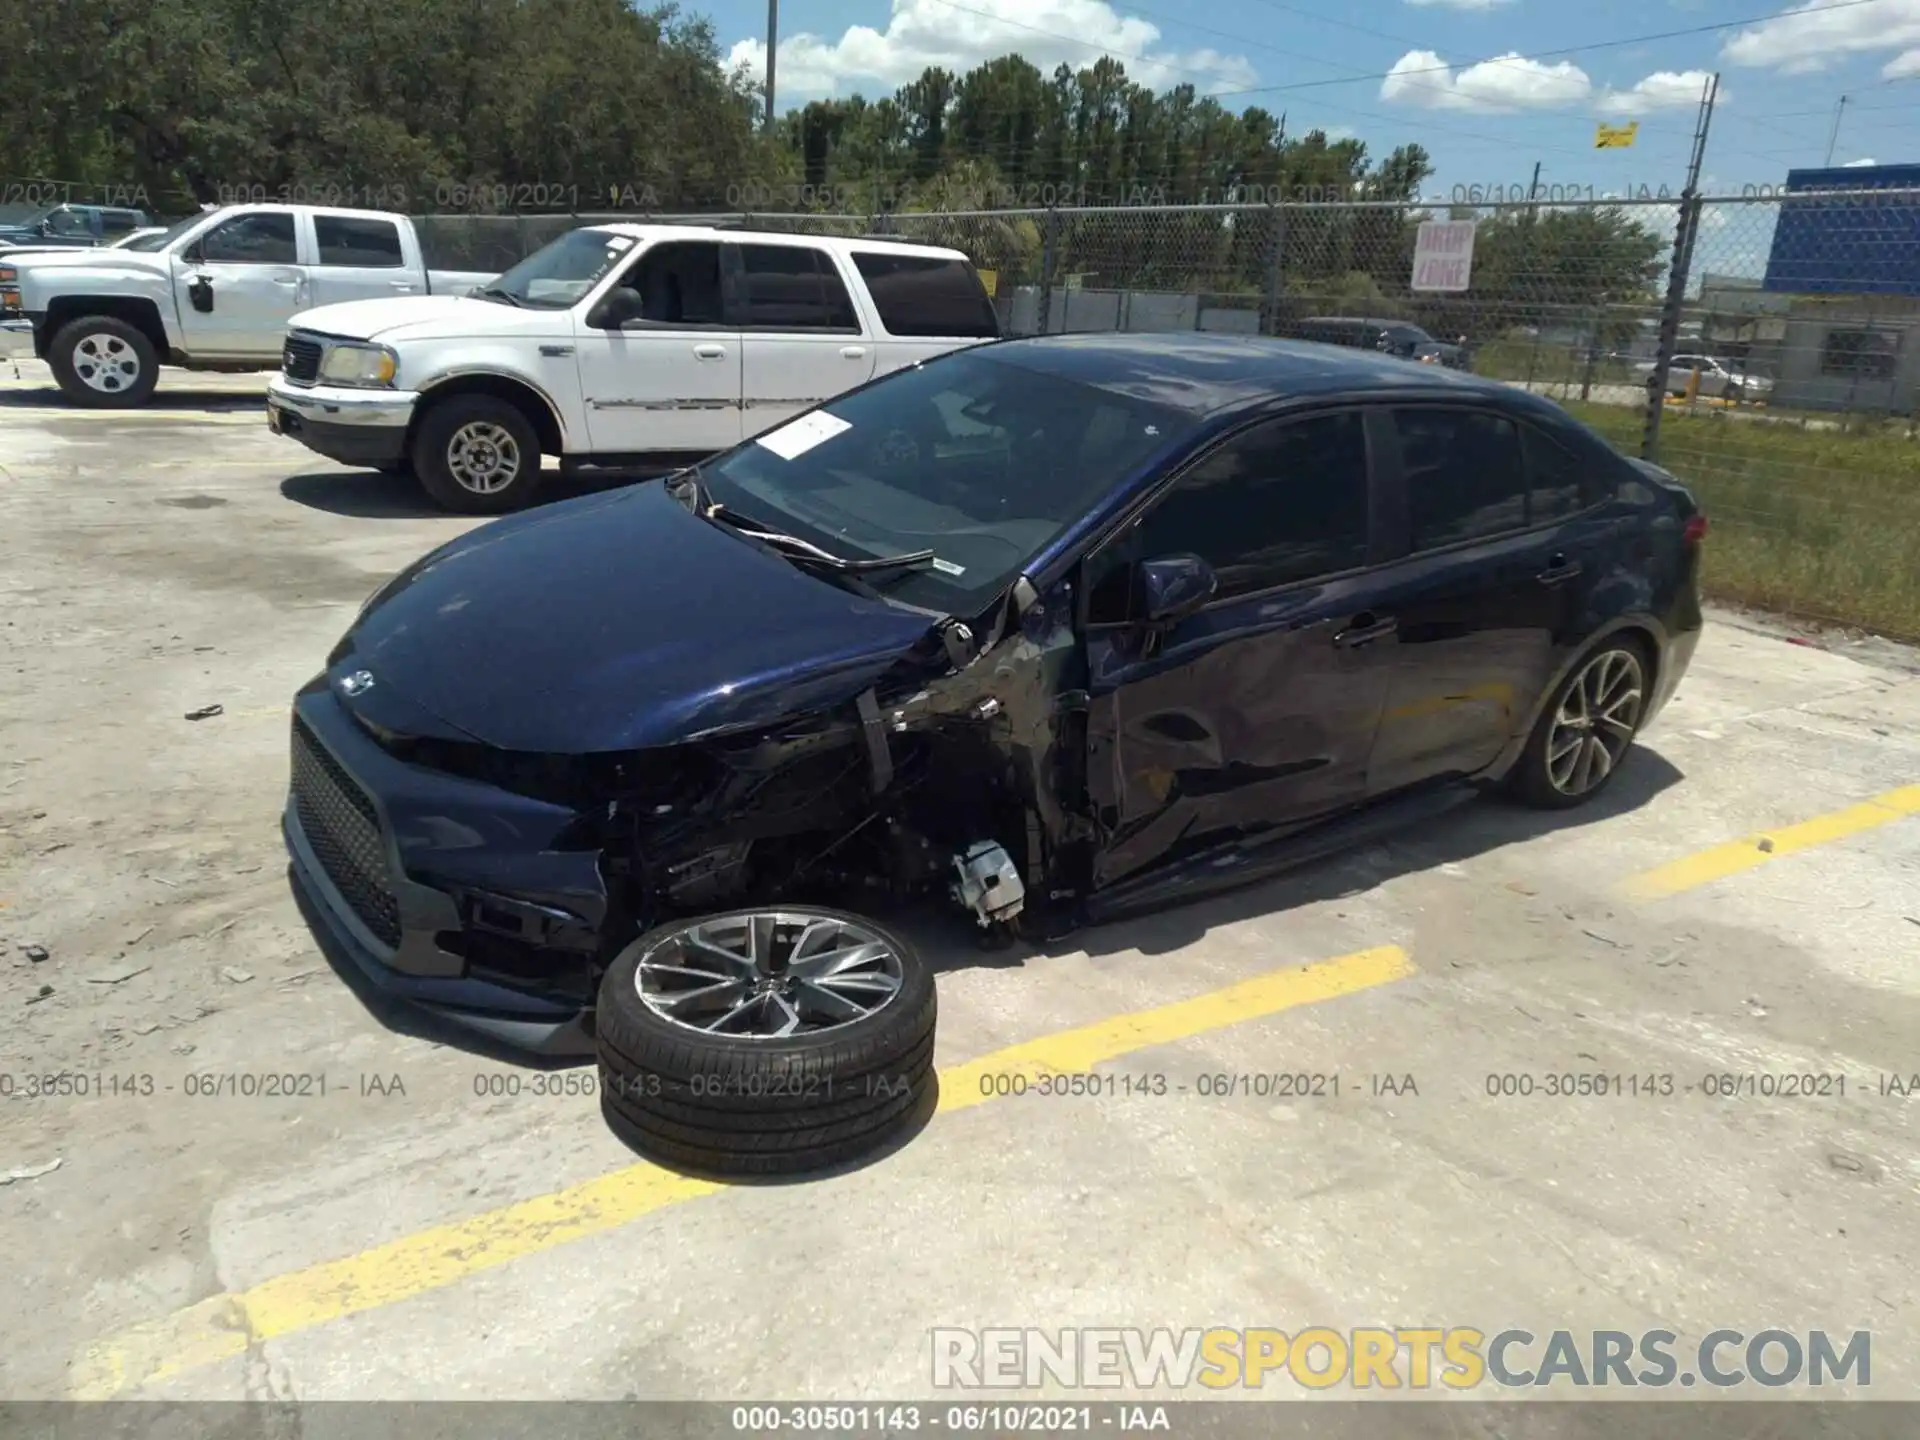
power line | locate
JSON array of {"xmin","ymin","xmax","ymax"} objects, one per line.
[{"xmin": 1208, "ymin": 0, "xmax": 1892, "ymax": 101}]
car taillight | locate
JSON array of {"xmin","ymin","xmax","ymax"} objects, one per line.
[{"xmin": 1683, "ymin": 515, "xmax": 1708, "ymax": 547}]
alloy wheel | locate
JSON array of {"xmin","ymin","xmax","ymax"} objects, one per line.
[
  {"xmin": 634, "ymin": 912, "xmax": 906, "ymax": 1038},
  {"xmin": 444, "ymin": 421, "xmax": 522, "ymax": 495},
  {"xmin": 71, "ymin": 333, "xmax": 143, "ymax": 395},
  {"xmin": 1545, "ymin": 647, "xmax": 1645, "ymax": 797}
]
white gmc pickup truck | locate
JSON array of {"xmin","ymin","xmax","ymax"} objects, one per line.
[
  {"xmin": 0, "ymin": 204, "xmax": 494, "ymax": 407},
  {"xmin": 262, "ymin": 223, "xmax": 1002, "ymax": 513}
]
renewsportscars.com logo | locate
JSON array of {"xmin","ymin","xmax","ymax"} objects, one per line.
[{"xmin": 930, "ymin": 1327, "xmax": 1871, "ymax": 1392}]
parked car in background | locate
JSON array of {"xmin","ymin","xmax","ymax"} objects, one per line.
[
  {"xmin": 0, "ymin": 203, "xmax": 154, "ymax": 258},
  {"xmin": 1291, "ymin": 315, "xmax": 1474, "ymax": 371},
  {"xmin": 1637, "ymin": 354, "xmax": 1774, "ymax": 402},
  {"xmin": 284, "ymin": 333, "xmax": 1705, "ymax": 1120},
  {"xmin": 0, "ymin": 205, "xmax": 496, "ymax": 406},
  {"xmin": 265, "ymin": 224, "xmax": 1002, "ymax": 514}
]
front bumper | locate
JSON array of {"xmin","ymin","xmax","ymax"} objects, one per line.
[
  {"xmin": 267, "ymin": 376, "xmax": 419, "ymax": 468},
  {"xmin": 0, "ymin": 318, "xmax": 36, "ymax": 360},
  {"xmin": 283, "ymin": 683, "xmax": 612, "ymax": 1058}
]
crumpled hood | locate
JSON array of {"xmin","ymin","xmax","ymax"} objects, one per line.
[
  {"xmin": 341, "ymin": 483, "xmax": 938, "ymax": 753},
  {"xmin": 292, "ymin": 295, "xmax": 566, "ymax": 345}
]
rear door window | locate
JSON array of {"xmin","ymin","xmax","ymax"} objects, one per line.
[
  {"xmin": 314, "ymin": 215, "xmax": 404, "ymax": 267},
  {"xmin": 849, "ymin": 252, "xmax": 999, "ymax": 338},
  {"xmin": 1391, "ymin": 407, "xmax": 1530, "ymax": 549},
  {"xmin": 738, "ymin": 244, "xmax": 860, "ymax": 332}
]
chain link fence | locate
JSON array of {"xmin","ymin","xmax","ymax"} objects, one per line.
[{"xmin": 6, "ymin": 179, "xmax": 1917, "ymax": 637}]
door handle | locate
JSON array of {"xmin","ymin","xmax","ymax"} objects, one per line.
[
  {"xmin": 840, "ymin": 345, "xmax": 867, "ymax": 359},
  {"xmin": 390, "ymin": 281, "xmax": 417, "ymax": 291},
  {"xmin": 1536, "ymin": 553, "xmax": 1584, "ymax": 586},
  {"xmin": 1332, "ymin": 613, "xmax": 1398, "ymax": 649},
  {"xmin": 271, "ymin": 274, "xmax": 300, "ymax": 287},
  {"xmin": 693, "ymin": 343, "xmax": 726, "ymax": 359}
]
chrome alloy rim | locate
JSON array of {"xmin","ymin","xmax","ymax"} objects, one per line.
[
  {"xmin": 71, "ymin": 332, "xmax": 143, "ymax": 394},
  {"xmin": 634, "ymin": 912, "xmax": 906, "ymax": 1037},
  {"xmin": 445, "ymin": 421, "xmax": 522, "ymax": 494},
  {"xmin": 1546, "ymin": 648, "xmax": 1645, "ymax": 796}
]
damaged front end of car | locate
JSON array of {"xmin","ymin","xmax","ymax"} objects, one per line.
[{"xmin": 287, "ymin": 560, "xmax": 1099, "ymax": 1055}]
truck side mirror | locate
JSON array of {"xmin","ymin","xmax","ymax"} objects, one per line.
[{"xmin": 587, "ymin": 286, "xmax": 645, "ymax": 330}]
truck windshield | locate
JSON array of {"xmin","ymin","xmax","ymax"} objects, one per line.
[
  {"xmin": 697, "ymin": 348, "xmax": 1197, "ymax": 614},
  {"xmin": 483, "ymin": 229, "xmax": 633, "ymax": 309}
]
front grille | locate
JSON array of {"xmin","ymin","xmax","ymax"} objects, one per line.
[
  {"xmin": 283, "ymin": 335, "xmax": 322, "ymax": 383},
  {"xmin": 290, "ymin": 717, "xmax": 402, "ymax": 948}
]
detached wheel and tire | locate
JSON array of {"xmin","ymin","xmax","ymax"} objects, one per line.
[
  {"xmin": 595, "ymin": 907, "xmax": 937, "ymax": 1178},
  {"xmin": 1511, "ymin": 640, "xmax": 1649, "ymax": 810},
  {"xmin": 48, "ymin": 317, "xmax": 159, "ymax": 408},
  {"xmin": 411, "ymin": 396, "xmax": 543, "ymax": 514}
]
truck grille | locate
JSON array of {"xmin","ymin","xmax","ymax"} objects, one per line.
[
  {"xmin": 290, "ymin": 716, "xmax": 402, "ymax": 948},
  {"xmin": 282, "ymin": 335, "xmax": 322, "ymax": 383}
]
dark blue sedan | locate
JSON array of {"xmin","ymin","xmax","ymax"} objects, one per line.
[{"xmin": 284, "ymin": 333, "xmax": 1704, "ymax": 1169}]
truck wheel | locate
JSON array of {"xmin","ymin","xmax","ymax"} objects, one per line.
[
  {"xmin": 595, "ymin": 907, "xmax": 937, "ymax": 1178},
  {"xmin": 411, "ymin": 396, "xmax": 543, "ymax": 514},
  {"xmin": 48, "ymin": 316, "xmax": 159, "ymax": 408}
]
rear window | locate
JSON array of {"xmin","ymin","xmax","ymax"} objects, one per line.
[
  {"xmin": 851, "ymin": 252, "xmax": 999, "ymax": 338},
  {"xmin": 315, "ymin": 215, "xmax": 404, "ymax": 268}
]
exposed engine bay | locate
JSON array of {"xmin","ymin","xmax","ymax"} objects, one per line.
[{"xmin": 371, "ymin": 568, "xmax": 1098, "ymax": 990}]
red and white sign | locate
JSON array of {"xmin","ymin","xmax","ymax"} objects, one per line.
[{"xmin": 1412, "ymin": 220, "xmax": 1477, "ymax": 293}]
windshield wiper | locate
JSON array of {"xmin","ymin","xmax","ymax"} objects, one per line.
[
  {"xmin": 473, "ymin": 284, "xmax": 524, "ymax": 307},
  {"xmin": 706, "ymin": 503, "xmax": 936, "ymax": 574}
]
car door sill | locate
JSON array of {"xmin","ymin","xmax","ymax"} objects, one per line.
[{"xmin": 1082, "ymin": 782, "xmax": 1480, "ymax": 924}]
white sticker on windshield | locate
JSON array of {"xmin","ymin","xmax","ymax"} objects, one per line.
[
  {"xmin": 605, "ymin": 236, "xmax": 634, "ymax": 252},
  {"xmin": 931, "ymin": 558, "xmax": 966, "ymax": 577},
  {"xmin": 757, "ymin": 411, "xmax": 852, "ymax": 460}
]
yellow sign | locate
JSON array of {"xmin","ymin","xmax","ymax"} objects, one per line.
[
  {"xmin": 976, "ymin": 268, "xmax": 997, "ymax": 297},
  {"xmin": 1595, "ymin": 121, "xmax": 1639, "ymax": 149}
]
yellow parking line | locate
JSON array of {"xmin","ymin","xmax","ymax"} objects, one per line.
[
  {"xmin": 69, "ymin": 944, "xmax": 1411, "ymax": 1398},
  {"xmin": 1619, "ymin": 784, "xmax": 1920, "ymax": 901}
]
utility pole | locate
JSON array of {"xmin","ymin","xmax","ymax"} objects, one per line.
[
  {"xmin": 764, "ymin": 0, "xmax": 778, "ymax": 134},
  {"xmin": 1527, "ymin": 159, "xmax": 1542, "ymax": 218},
  {"xmin": 1642, "ymin": 71, "xmax": 1720, "ymax": 462},
  {"xmin": 1824, "ymin": 94, "xmax": 1848, "ymax": 167}
]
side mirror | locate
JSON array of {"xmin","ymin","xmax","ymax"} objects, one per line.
[
  {"xmin": 587, "ymin": 286, "xmax": 644, "ymax": 330},
  {"xmin": 1136, "ymin": 554, "xmax": 1217, "ymax": 626}
]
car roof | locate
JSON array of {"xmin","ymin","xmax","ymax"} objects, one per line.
[
  {"xmin": 980, "ymin": 332, "xmax": 1518, "ymax": 419},
  {"xmin": 586, "ymin": 222, "xmax": 968, "ymax": 262}
]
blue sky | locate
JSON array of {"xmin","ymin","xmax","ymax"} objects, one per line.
[{"xmin": 705, "ymin": 0, "xmax": 1920, "ymax": 204}]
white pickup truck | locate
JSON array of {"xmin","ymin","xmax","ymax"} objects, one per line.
[
  {"xmin": 0, "ymin": 204, "xmax": 495, "ymax": 407},
  {"xmin": 261, "ymin": 223, "xmax": 1003, "ymax": 513}
]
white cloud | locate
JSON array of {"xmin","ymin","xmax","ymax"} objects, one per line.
[
  {"xmin": 1722, "ymin": 0, "xmax": 1920, "ymax": 70},
  {"xmin": 1843, "ymin": 156, "xmax": 1879, "ymax": 166},
  {"xmin": 1380, "ymin": 50, "xmax": 1591, "ymax": 111},
  {"xmin": 1885, "ymin": 47, "xmax": 1920, "ymax": 78},
  {"xmin": 1595, "ymin": 70, "xmax": 1717, "ymax": 116},
  {"xmin": 726, "ymin": 0, "xmax": 1257, "ymax": 102}
]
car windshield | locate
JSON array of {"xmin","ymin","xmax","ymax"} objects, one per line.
[
  {"xmin": 698, "ymin": 348, "xmax": 1198, "ymax": 613},
  {"xmin": 114, "ymin": 229, "xmax": 169, "ymax": 251},
  {"xmin": 134, "ymin": 213, "xmax": 215, "ymax": 254},
  {"xmin": 481, "ymin": 228, "xmax": 633, "ymax": 309}
]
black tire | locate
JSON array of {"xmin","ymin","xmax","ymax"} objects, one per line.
[
  {"xmin": 48, "ymin": 315, "xmax": 159, "ymax": 408},
  {"xmin": 1509, "ymin": 637, "xmax": 1652, "ymax": 810},
  {"xmin": 595, "ymin": 906, "xmax": 936, "ymax": 1176},
  {"xmin": 410, "ymin": 395, "xmax": 543, "ymax": 514}
]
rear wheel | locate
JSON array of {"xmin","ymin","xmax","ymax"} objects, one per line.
[
  {"xmin": 411, "ymin": 396, "xmax": 543, "ymax": 514},
  {"xmin": 1510, "ymin": 640, "xmax": 1650, "ymax": 810},
  {"xmin": 48, "ymin": 316, "xmax": 159, "ymax": 408}
]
